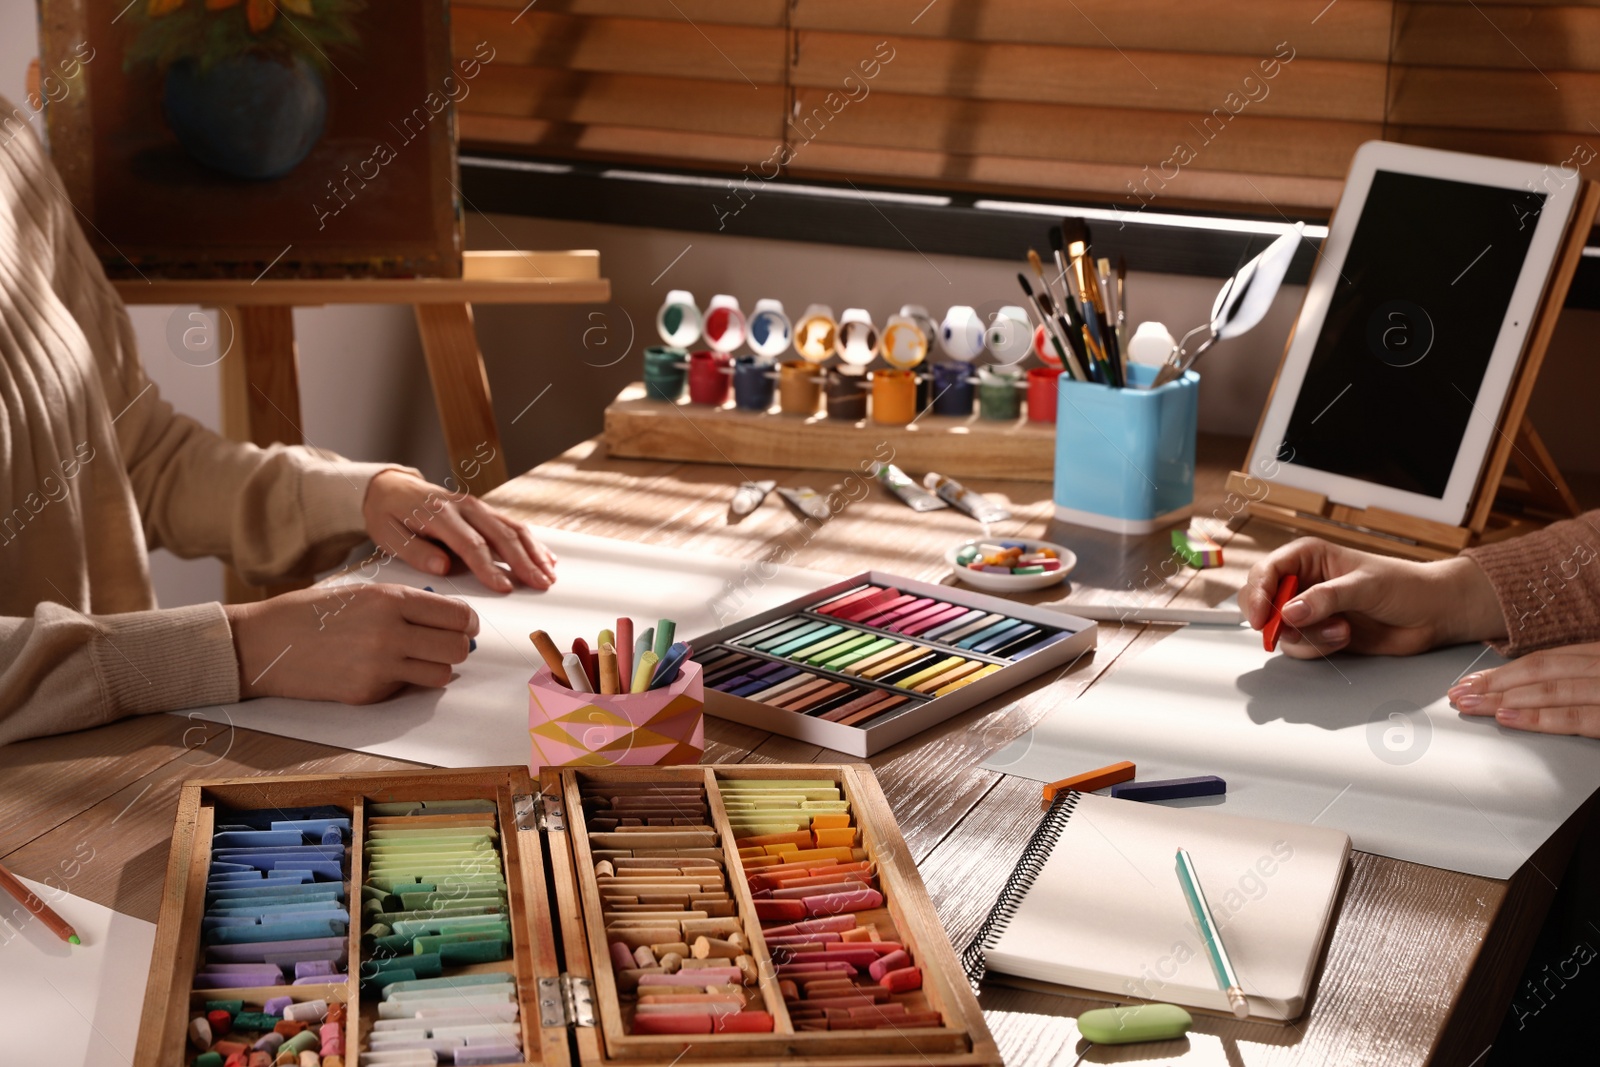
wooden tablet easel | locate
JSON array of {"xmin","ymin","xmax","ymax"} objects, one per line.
[{"xmin": 1229, "ymin": 179, "xmax": 1599, "ymax": 562}]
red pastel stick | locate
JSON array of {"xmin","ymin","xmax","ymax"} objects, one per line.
[
  {"xmin": 615, "ymin": 617, "xmax": 634, "ymax": 691},
  {"xmin": 816, "ymin": 586, "xmax": 887, "ymax": 617},
  {"xmin": 832, "ymin": 588, "xmax": 904, "ymax": 621},
  {"xmin": 1263, "ymin": 574, "xmax": 1300, "ymax": 652},
  {"xmin": 572, "ymin": 637, "xmax": 599, "ymax": 689}
]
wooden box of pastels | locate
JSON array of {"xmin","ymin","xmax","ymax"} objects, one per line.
[
  {"xmin": 132, "ymin": 764, "xmax": 1001, "ymax": 1067},
  {"xmin": 690, "ymin": 571, "xmax": 1095, "ymax": 756}
]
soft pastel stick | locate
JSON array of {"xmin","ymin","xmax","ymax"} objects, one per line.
[
  {"xmin": 896, "ymin": 603, "xmax": 969, "ymax": 636},
  {"xmin": 616, "ymin": 617, "xmax": 634, "ymax": 689},
  {"xmin": 766, "ymin": 624, "xmax": 838, "ymax": 656},
  {"xmin": 632, "ymin": 651, "xmax": 660, "ymax": 693},
  {"xmin": 654, "ymin": 618, "xmax": 676, "ymax": 660},
  {"xmin": 529, "ymin": 630, "xmax": 570, "ymax": 685},
  {"xmin": 572, "ymin": 637, "xmax": 598, "ymax": 689},
  {"xmin": 599, "ymin": 644, "xmax": 620, "ymax": 694},
  {"xmin": 1110, "ymin": 775, "xmax": 1226, "ymax": 802},
  {"xmin": 814, "ymin": 586, "xmax": 883, "ymax": 616},
  {"xmin": 955, "ymin": 618, "xmax": 1023, "ymax": 649},
  {"xmin": 1264, "ymin": 574, "xmax": 1300, "ymax": 652},
  {"xmin": 829, "ymin": 587, "xmax": 903, "ymax": 621},
  {"xmin": 1041, "ymin": 760, "xmax": 1136, "ymax": 809},
  {"xmin": 936, "ymin": 612, "xmax": 1005, "ymax": 643},
  {"xmin": 563, "ymin": 654, "xmax": 593, "ymax": 694},
  {"xmin": 971, "ymin": 621, "xmax": 1037, "ymax": 654}
]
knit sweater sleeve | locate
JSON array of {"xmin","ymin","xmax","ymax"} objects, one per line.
[
  {"xmin": 52, "ymin": 183, "xmax": 408, "ymax": 584},
  {"xmin": 1462, "ymin": 512, "xmax": 1600, "ymax": 656}
]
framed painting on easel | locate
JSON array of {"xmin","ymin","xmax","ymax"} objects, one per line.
[
  {"xmin": 37, "ymin": 0, "xmax": 468, "ymax": 279},
  {"xmin": 1229, "ymin": 140, "xmax": 1595, "ymax": 561}
]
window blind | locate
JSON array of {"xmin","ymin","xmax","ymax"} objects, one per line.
[{"xmin": 450, "ymin": 0, "xmax": 1599, "ymax": 217}]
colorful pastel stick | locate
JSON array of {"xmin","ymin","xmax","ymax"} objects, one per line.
[
  {"xmin": 1264, "ymin": 575, "xmax": 1300, "ymax": 652},
  {"xmin": 616, "ymin": 617, "xmax": 634, "ymax": 690},
  {"xmin": 563, "ymin": 654, "xmax": 593, "ymax": 693},
  {"xmin": 1110, "ymin": 775, "xmax": 1226, "ymax": 802},
  {"xmin": 632, "ymin": 651, "xmax": 660, "ymax": 693},
  {"xmin": 653, "ymin": 618, "xmax": 677, "ymax": 661},
  {"xmin": 1041, "ymin": 760, "xmax": 1136, "ymax": 809}
]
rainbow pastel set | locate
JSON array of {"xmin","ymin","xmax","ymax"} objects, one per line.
[
  {"xmin": 688, "ymin": 571, "xmax": 1095, "ymax": 756},
  {"xmin": 133, "ymin": 765, "xmax": 1001, "ymax": 1067}
]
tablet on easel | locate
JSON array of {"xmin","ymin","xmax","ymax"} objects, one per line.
[{"xmin": 1234, "ymin": 140, "xmax": 1595, "ymax": 558}]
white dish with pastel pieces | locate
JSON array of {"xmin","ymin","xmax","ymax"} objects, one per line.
[{"xmin": 947, "ymin": 538, "xmax": 1077, "ymax": 592}]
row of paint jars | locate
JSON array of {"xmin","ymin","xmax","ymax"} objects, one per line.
[{"xmin": 642, "ymin": 293, "xmax": 1064, "ymax": 425}]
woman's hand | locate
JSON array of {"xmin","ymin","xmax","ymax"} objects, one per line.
[
  {"xmin": 1450, "ymin": 643, "xmax": 1600, "ymax": 737},
  {"xmin": 362, "ymin": 469, "xmax": 556, "ymax": 592},
  {"xmin": 1242, "ymin": 537, "xmax": 1505, "ymax": 658},
  {"xmin": 226, "ymin": 585, "xmax": 479, "ymax": 703}
]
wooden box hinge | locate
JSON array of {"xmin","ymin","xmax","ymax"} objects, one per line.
[
  {"xmin": 513, "ymin": 792, "xmax": 565, "ymax": 832},
  {"xmin": 538, "ymin": 974, "xmax": 596, "ymax": 1028}
]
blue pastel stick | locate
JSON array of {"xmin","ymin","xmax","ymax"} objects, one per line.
[
  {"xmin": 648, "ymin": 642, "xmax": 692, "ymax": 690},
  {"xmin": 206, "ymin": 919, "xmax": 346, "ymax": 945},
  {"xmin": 205, "ymin": 885, "xmax": 344, "ymax": 904},
  {"xmin": 1004, "ymin": 631, "xmax": 1073, "ymax": 660},
  {"xmin": 209, "ymin": 862, "xmax": 254, "ymax": 873},
  {"xmin": 972, "ymin": 622, "xmax": 1038, "ymax": 654},
  {"xmin": 769, "ymin": 624, "xmax": 840, "ymax": 657},
  {"xmin": 730, "ymin": 667, "xmax": 800, "ymax": 697},
  {"xmin": 956, "ymin": 618, "xmax": 1024, "ymax": 650},
  {"xmin": 1110, "ymin": 775, "xmax": 1227, "ymax": 803},
  {"xmin": 212, "ymin": 830, "xmax": 306, "ymax": 848}
]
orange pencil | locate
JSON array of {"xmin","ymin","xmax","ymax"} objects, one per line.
[
  {"xmin": 1041, "ymin": 760, "xmax": 1136, "ymax": 811},
  {"xmin": 0, "ymin": 860, "xmax": 79, "ymax": 945}
]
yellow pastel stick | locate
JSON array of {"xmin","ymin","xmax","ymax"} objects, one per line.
[{"xmin": 631, "ymin": 651, "xmax": 660, "ymax": 693}]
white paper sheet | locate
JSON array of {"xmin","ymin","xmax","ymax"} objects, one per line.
[
  {"xmin": 180, "ymin": 526, "xmax": 839, "ymax": 766},
  {"xmin": 0, "ymin": 878, "xmax": 155, "ymax": 1065},
  {"xmin": 983, "ymin": 625, "xmax": 1600, "ymax": 879}
]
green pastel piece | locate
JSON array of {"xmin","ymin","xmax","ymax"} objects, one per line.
[
  {"xmin": 956, "ymin": 545, "xmax": 980, "ymax": 564},
  {"xmin": 1013, "ymin": 565, "xmax": 1045, "ymax": 574},
  {"xmin": 279, "ymin": 1030, "xmax": 320, "ymax": 1056},
  {"xmin": 372, "ymin": 933, "xmax": 420, "ymax": 954},
  {"xmin": 411, "ymin": 927, "xmax": 512, "ymax": 954},
  {"xmin": 370, "ymin": 951, "xmax": 443, "ymax": 976},
  {"xmin": 439, "ymin": 938, "xmax": 511, "ymax": 965},
  {"xmin": 378, "ymin": 905, "xmax": 504, "ymax": 923},
  {"xmin": 1077, "ymin": 1003, "xmax": 1193, "ymax": 1045},
  {"xmin": 362, "ymin": 968, "xmax": 418, "ymax": 991},
  {"xmin": 194, "ymin": 1053, "xmax": 224, "ymax": 1067},
  {"xmin": 203, "ymin": 999, "xmax": 246, "ymax": 1015},
  {"xmin": 230, "ymin": 1012, "xmax": 279, "ymax": 1031},
  {"xmin": 381, "ymin": 972, "xmax": 516, "ymax": 998}
]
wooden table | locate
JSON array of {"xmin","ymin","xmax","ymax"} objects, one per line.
[{"xmin": 1, "ymin": 434, "xmax": 1582, "ymax": 1065}]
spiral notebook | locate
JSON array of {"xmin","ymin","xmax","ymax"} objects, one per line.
[{"xmin": 962, "ymin": 791, "xmax": 1351, "ymax": 1021}]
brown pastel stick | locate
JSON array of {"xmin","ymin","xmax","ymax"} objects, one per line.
[
  {"xmin": 839, "ymin": 694, "xmax": 909, "ymax": 727},
  {"xmin": 614, "ymin": 966, "xmax": 666, "ymax": 991},
  {"xmin": 680, "ymin": 917, "xmax": 742, "ymax": 939},
  {"xmin": 649, "ymin": 941, "xmax": 691, "ymax": 957},
  {"xmin": 691, "ymin": 935, "xmax": 746, "ymax": 960},
  {"xmin": 633, "ymin": 945, "xmax": 658, "ymax": 968},
  {"xmin": 606, "ymin": 926, "xmax": 682, "ymax": 950},
  {"xmin": 658, "ymin": 952, "xmax": 684, "ymax": 973},
  {"xmin": 530, "ymin": 630, "xmax": 571, "ymax": 685},
  {"xmin": 786, "ymin": 682, "xmax": 854, "ymax": 713},
  {"xmin": 733, "ymin": 955, "xmax": 758, "ymax": 984},
  {"xmin": 614, "ymin": 857, "xmax": 722, "ymax": 869}
]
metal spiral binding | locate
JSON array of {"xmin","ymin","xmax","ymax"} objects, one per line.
[{"xmin": 959, "ymin": 789, "xmax": 1083, "ymax": 990}]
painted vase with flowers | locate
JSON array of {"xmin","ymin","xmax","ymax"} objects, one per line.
[{"xmin": 126, "ymin": 0, "xmax": 364, "ymax": 180}]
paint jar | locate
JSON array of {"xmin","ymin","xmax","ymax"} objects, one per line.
[
  {"xmin": 779, "ymin": 360, "xmax": 821, "ymax": 416},
  {"xmin": 824, "ymin": 367, "xmax": 868, "ymax": 421},
  {"xmin": 747, "ymin": 299, "xmax": 792, "ymax": 360},
  {"xmin": 930, "ymin": 362, "xmax": 974, "ymax": 416},
  {"xmin": 643, "ymin": 346, "xmax": 688, "ymax": 401},
  {"xmin": 687, "ymin": 350, "xmax": 731, "ymax": 406},
  {"xmin": 733, "ymin": 356, "xmax": 776, "ymax": 411},
  {"xmin": 977, "ymin": 368, "xmax": 1021, "ymax": 421},
  {"xmin": 702, "ymin": 294, "xmax": 747, "ymax": 353},
  {"xmin": 777, "ymin": 364, "xmax": 819, "ymax": 419},
  {"xmin": 655, "ymin": 290, "xmax": 702, "ymax": 348},
  {"xmin": 1027, "ymin": 367, "xmax": 1063, "ymax": 423},
  {"xmin": 870, "ymin": 369, "xmax": 917, "ymax": 426}
]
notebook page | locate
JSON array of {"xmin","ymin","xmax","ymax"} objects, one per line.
[{"xmin": 985, "ymin": 792, "xmax": 1349, "ymax": 1020}]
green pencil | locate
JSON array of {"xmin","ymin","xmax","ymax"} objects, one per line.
[{"xmin": 1175, "ymin": 847, "xmax": 1248, "ymax": 1018}]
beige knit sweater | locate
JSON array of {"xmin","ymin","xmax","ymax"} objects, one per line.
[{"xmin": 0, "ymin": 103, "xmax": 390, "ymax": 746}]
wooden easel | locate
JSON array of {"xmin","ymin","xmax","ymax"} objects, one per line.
[
  {"xmin": 1228, "ymin": 180, "xmax": 1599, "ymax": 562},
  {"xmin": 113, "ymin": 250, "xmax": 610, "ymax": 600}
]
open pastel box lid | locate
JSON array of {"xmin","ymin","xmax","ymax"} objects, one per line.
[{"xmin": 134, "ymin": 764, "xmax": 1000, "ymax": 1067}]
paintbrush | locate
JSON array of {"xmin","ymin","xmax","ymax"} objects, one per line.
[
  {"xmin": 1063, "ymin": 219, "xmax": 1122, "ymax": 386},
  {"xmin": 1115, "ymin": 255, "xmax": 1128, "ymax": 357},
  {"xmin": 1047, "ymin": 231, "xmax": 1100, "ymax": 381},
  {"xmin": 1017, "ymin": 274, "xmax": 1083, "ymax": 381},
  {"xmin": 1025, "ymin": 254, "xmax": 1089, "ymax": 381}
]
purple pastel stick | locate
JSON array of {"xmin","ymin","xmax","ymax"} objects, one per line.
[
  {"xmin": 294, "ymin": 974, "xmax": 348, "ymax": 985},
  {"xmin": 206, "ymin": 936, "xmax": 347, "ymax": 962},
  {"xmin": 295, "ymin": 959, "xmax": 336, "ymax": 979},
  {"xmin": 264, "ymin": 995, "xmax": 293, "ymax": 1015}
]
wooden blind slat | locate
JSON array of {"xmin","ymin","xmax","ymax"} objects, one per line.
[
  {"xmin": 789, "ymin": 143, "xmax": 1348, "ymax": 214},
  {"xmin": 471, "ymin": 66, "xmax": 786, "ymax": 140},
  {"xmin": 460, "ymin": 0, "xmax": 787, "ymax": 25},
  {"xmin": 1388, "ymin": 68, "xmax": 1600, "ymax": 131},
  {"xmin": 791, "ymin": 0, "xmax": 1393, "ymax": 63},
  {"xmin": 1394, "ymin": 4, "xmax": 1600, "ymax": 70},
  {"xmin": 454, "ymin": 7, "xmax": 787, "ymax": 84},
  {"xmin": 460, "ymin": 115, "xmax": 785, "ymax": 171},
  {"xmin": 791, "ymin": 32, "xmax": 1383, "ymax": 122},
  {"xmin": 788, "ymin": 89, "xmax": 1379, "ymax": 180}
]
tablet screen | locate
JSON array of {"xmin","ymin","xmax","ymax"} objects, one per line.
[{"xmin": 1276, "ymin": 171, "xmax": 1546, "ymax": 499}]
